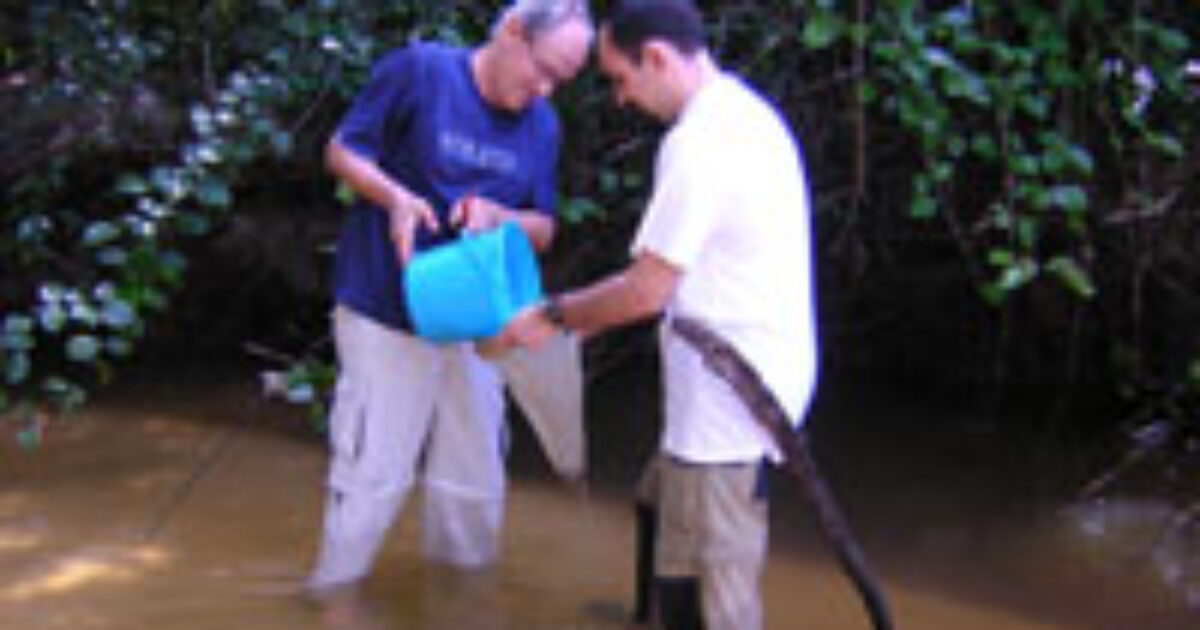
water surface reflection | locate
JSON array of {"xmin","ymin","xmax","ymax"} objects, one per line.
[{"xmin": 0, "ymin": 371, "xmax": 1195, "ymax": 629}]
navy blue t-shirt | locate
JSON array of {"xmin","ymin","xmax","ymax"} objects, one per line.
[{"xmin": 333, "ymin": 42, "xmax": 560, "ymax": 331}]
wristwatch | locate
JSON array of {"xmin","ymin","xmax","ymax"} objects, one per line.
[{"xmin": 542, "ymin": 294, "xmax": 568, "ymax": 330}]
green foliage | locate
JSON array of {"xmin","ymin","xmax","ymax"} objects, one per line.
[
  {"xmin": 1, "ymin": 1, "xmax": 503, "ymax": 427},
  {"xmin": 283, "ymin": 358, "xmax": 338, "ymax": 431},
  {"xmin": 826, "ymin": 0, "xmax": 1195, "ymax": 304},
  {"xmin": 1, "ymin": 1, "xmax": 1195, "ymax": 432}
]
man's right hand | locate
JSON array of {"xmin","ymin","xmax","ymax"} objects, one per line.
[
  {"xmin": 387, "ymin": 193, "xmax": 439, "ymax": 264},
  {"xmin": 498, "ymin": 303, "xmax": 559, "ymax": 351}
]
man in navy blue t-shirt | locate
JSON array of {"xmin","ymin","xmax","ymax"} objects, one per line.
[{"xmin": 307, "ymin": 0, "xmax": 593, "ymax": 603}]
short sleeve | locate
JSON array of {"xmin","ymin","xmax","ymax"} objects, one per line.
[
  {"xmin": 631, "ymin": 132, "xmax": 722, "ymax": 271},
  {"xmin": 336, "ymin": 47, "xmax": 421, "ymax": 161}
]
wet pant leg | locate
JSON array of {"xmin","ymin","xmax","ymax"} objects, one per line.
[
  {"xmin": 657, "ymin": 457, "xmax": 768, "ymax": 630},
  {"xmin": 421, "ymin": 345, "xmax": 507, "ymax": 568},
  {"xmin": 307, "ymin": 307, "xmax": 443, "ymax": 591}
]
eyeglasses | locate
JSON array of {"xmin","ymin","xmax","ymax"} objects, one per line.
[{"xmin": 522, "ymin": 35, "xmax": 568, "ymax": 88}]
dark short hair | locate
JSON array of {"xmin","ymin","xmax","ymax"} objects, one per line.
[{"xmin": 605, "ymin": 0, "xmax": 706, "ymax": 61}]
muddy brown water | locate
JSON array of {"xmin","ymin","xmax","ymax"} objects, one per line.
[{"xmin": 0, "ymin": 365, "xmax": 1196, "ymax": 629}]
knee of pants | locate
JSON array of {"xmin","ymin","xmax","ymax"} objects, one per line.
[
  {"xmin": 329, "ymin": 455, "xmax": 415, "ymax": 500},
  {"xmin": 421, "ymin": 488, "xmax": 504, "ymax": 567}
]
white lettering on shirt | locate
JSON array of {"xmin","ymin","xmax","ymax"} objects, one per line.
[{"xmin": 439, "ymin": 131, "xmax": 518, "ymax": 175}]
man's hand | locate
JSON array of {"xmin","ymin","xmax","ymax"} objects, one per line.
[
  {"xmin": 388, "ymin": 192, "xmax": 438, "ymax": 264},
  {"xmin": 450, "ymin": 193, "xmax": 504, "ymax": 234},
  {"xmin": 500, "ymin": 303, "xmax": 559, "ymax": 350}
]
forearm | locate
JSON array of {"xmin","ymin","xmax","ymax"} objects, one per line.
[
  {"xmin": 325, "ymin": 137, "xmax": 416, "ymax": 213},
  {"xmin": 554, "ymin": 253, "xmax": 679, "ymax": 337}
]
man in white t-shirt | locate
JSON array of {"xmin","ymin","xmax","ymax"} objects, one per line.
[{"xmin": 501, "ymin": 1, "xmax": 818, "ymax": 628}]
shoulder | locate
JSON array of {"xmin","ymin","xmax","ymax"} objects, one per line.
[
  {"xmin": 374, "ymin": 41, "xmax": 464, "ymax": 76},
  {"xmin": 529, "ymin": 99, "xmax": 561, "ymax": 135},
  {"xmin": 690, "ymin": 76, "xmax": 800, "ymax": 158},
  {"xmin": 513, "ymin": 98, "xmax": 561, "ymax": 145}
]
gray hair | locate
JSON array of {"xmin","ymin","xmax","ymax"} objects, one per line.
[{"xmin": 498, "ymin": 0, "xmax": 594, "ymax": 39}]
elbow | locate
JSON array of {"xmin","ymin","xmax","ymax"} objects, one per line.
[
  {"xmin": 627, "ymin": 275, "xmax": 673, "ymax": 320},
  {"xmin": 324, "ymin": 137, "xmax": 348, "ymax": 177},
  {"xmin": 623, "ymin": 253, "xmax": 680, "ymax": 320}
]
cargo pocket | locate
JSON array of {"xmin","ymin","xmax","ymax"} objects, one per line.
[{"xmin": 327, "ymin": 376, "xmax": 370, "ymax": 491}]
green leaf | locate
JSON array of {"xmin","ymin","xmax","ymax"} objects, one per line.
[
  {"xmin": 158, "ymin": 250, "xmax": 188, "ymax": 285},
  {"xmin": 1017, "ymin": 216, "xmax": 1039, "ymax": 250},
  {"xmin": 43, "ymin": 377, "xmax": 86, "ymax": 411},
  {"xmin": 1065, "ymin": 146, "xmax": 1095, "ymax": 176},
  {"xmin": 1046, "ymin": 256, "xmax": 1096, "ymax": 299},
  {"xmin": 97, "ymin": 247, "xmax": 129, "ymax": 266},
  {"xmin": 802, "ymin": 11, "xmax": 844, "ymax": 50},
  {"xmin": 987, "ymin": 248, "xmax": 1014, "ymax": 267},
  {"xmin": 69, "ymin": 302, "xmax": 99, "ymax": 328},
  {"xmin": 5, "ymin": 351, "xmax": 30, "ymax": 385},
  {"xmin": 191, "ymin": 105, "xmax": 215, "ymax": 135},
  {"xmin": 1011, "ymin": 154, "xmax": 1041, "ymax": 176},
  {"xmin": 599, "ymin": 169, "xmax": 621, "ymax": 195},
  {"xmin": 37, "ymin": 303, "xmax": 67, "ymax": 333},
  {"xmin": 186, "ymin": 142, "xmax": 221, "ymax": 165},
  {"xmin": 1049, "ymin": 185, "xmax": 1088, "ymax": 214},
  {"xmin": 82, "ymin": 220, "xmax": 120, "ymax": 247},
  {"xmin": 945, "ymin": 71, "xmax": 989, "ymax": 105},
  {"xmin": 561, "ymin": 196, "xmax": 602, "ymax": 224},
  {"xmin": 176, "ymin": 212, "xmax": 213, "ymax": 236},
  {"xmin": 979, "ymin": 282, "xmax": 1006, "ymax": 306},
  {"xmin": 937, "ymin": 7, "xmax": 973, "ymax": 29},
  {"xmin": 105, "ymin": 337, "xmax": 134, "ymax": 358},
  {"xmin": 271, "ymin": 130, "xmax": 293, "ymax": 156},
  {"xmin": 100, "ymin": 298, "xmax": 136, "ymax": 329},
  {"xmin": 4, "ymin": 314, "xmax": 35, "ymax": 337},
  {"xmin": 1146, "ymin": 133, "xmax": 1185, "ymax": 159},
  {"xmin": 971, "ymin": 135, "xmax": 999, "ymax": 160},
  {"xmin": 910, "ymin": 195, "xmax": 937, "ymax": 220},
  {"xmin": 16, "ymin": 215, "xmax": 52, "ymax": 244},
  {"xmin": 1017, "ymin": 93, "xmax": 1050, "ymax": 119},
  {"xmin": 997, "ymin": 258, "xmax": 1038, "ymax": 292},
  {"xmin": 151, "ymin": 167, "xmax": 186, "ymax": 200},
  {"xmin": 195, "ymin": 176, "xmax": 232, "ymax": 208},
  {"xmin": 17, "ymin": 424, "xmax": 42, "ymax": 451},
  {"xmin": 285, "ymin": 382, "xmax": 316, "ymax": 404},
  {"xmin": 116, "ymin": 174, "xmax": 150, "ymax": 195},
  {"xmin": 923, "ymin": 46, "xmax": 955, "ymax": 70},
  {"xmin": 335, "ymin": 181, "xmax": 356, "ymax": 206},
  {"xmin": 66, "ymin": 335, "xmax": 101, "ymax": 362}
]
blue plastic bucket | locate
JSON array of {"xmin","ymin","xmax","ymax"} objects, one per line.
[{"xmin": 404, "ymin": 222, "xmax": 544, "ymax": 342}]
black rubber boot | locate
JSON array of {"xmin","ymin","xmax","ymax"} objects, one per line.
[
  {"xmin": 632, "ymin": 502, "xmax": 658, "ymax": 624},
  {"xmin": 656, "ymin": 576, "xmax": 704, "ymax": 630}
]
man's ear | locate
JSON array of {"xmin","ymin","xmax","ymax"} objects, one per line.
[
  {"xmin": 504, "ymin": 13, "xmax": 534, "ymax": 42},
  {"xmin": 642, "ymin": 40, "xmax": 673, "ymax": 73}
]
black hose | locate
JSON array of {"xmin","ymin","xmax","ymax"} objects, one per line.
[{"xmin": 671, "ymin": 315, "xmax": 895, "ymax": 630}]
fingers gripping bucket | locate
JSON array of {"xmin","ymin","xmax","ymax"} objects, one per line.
[{"xmin": 404, "ymin": 222, "xmax": 543, "ymax": 342}]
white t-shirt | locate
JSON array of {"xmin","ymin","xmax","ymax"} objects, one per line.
[{"xmin": 632, "ymin": 73, "xmax": 819, "ymax": 464}]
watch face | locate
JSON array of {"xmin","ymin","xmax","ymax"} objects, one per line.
[{"xmin": 544, "ymin": 296, "xmax": 567, "ymax": 328}]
